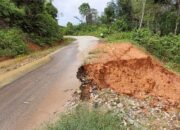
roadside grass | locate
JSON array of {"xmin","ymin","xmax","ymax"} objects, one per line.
[
  {"xmin": 45, "ymin": 105, "xmax": 140, "ymax": 130},
  {"xmin": 165, "ymin": 62, "xmax": 180, "ymax": 74}
]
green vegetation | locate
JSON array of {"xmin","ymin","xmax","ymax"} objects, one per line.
[
  {"xmin": 45, "ymin": 106, "xmax": 139, "ymax": 130},
  {"xmin": 0, "ymin": 0, "xmax": 63, "ymax": 57},
  {"xmin": 0, "ymin": 29, "xmax": 27, "ymax": 57},
  {"xmin": 63, "ymin": 0, "xmax": 180, "ymax": 72}
]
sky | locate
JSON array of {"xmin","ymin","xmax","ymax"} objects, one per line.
[{"xmin": 52, "ymin": 0, "xmax": 111, "ymax": 26}]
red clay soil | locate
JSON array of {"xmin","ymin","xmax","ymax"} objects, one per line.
[
  {"xmin": 0, "ymin": 57, "xmax": 12, "ymax": 62},
  {"xmin": 84, "ymin": 43, "xmax": 180, "ymax": 108},
  {"xmin": 27, "ymin": 42, "xmax": 42, "ymax": 51}
]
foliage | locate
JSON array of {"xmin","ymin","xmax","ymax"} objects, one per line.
[
  {"xmin": 0, "ymin": 0, "xmax": 25, "ymax": 26},
  {"xmin": 66, "ymin": 24, "xmax": 110, "ymax": 37},
  {"xmin": 132, "ymin": 28, "xmax": 153, "ymax": 44},
  {"xmin": 19, "ymin": 0, "xmax": 62, "ymax": 45},
  {"xmin": 63, "ymin": 22, "xmax": 75, "ymax": 35},
  {"xmin": 45, "ymin": 2, "xmax": 58, "ymax": 19},
  {"xmin": 157, "ymin": 11, "xmax": 179, "ymax": 35},
  {"xmin": 76, "ymin": 0, "xmax": 179, "ymax": 35},
  {"xmin": 145, "ymin": 34, "xmax": 180, "ymax": 64},
  {"xmin": 45, "ymin": 106, "xmax": 139, "ymax": 130},
  {"xmin": 111, "ymin": 18, "xmax": 130, "ymax": 31},
  {"xmin": 0, "ymin": 29, "xmax": 28, "ymax": 57},
  {"xmin": 28, "ymin": 13, "xmax": 62, "ymax": 46},
  {"xmin": 0, "ymin": 0, "xmax": 62, "ymax": 49},
  {"xmin": 102, "ymin": 1, "xmax": 117, "ymax": 24},
  {"xmin": 117, "ymin": 0, "xmax": 133, "ymax": 21},
  {"xmin": 79, "ymin": 3, "xmax": 91, "ymax": 17},
  {"xmin": 78, "ymin": 3, "xmax": 99, "ymax": 24}
]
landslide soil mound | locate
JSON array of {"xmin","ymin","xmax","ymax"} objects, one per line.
[{"xmin": 82, "ymin": 43, "xmax": 180, "ymax": 107}]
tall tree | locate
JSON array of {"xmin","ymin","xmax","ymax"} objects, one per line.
[
  {"xmin": 79, "ymin": 3, "xmax": 92, "ymax": 24},
  {"xmin": 45, "ymin": 2, "xmax": 58, "ymax": 19},
  {"xmin": 117, "ymin": 0, "xmax": 133, "ymax": 19},
  {"xmin": 174, "ymin": 0, "xmax": 180, "ymax": 34},
  {"xmin": 90, "ymin": 8, "xmax": 98, "ymax": 23},
  {"xmin": 103, "ymin": 1, "xmax": 117, "ymax": 24},
  {"xmin": 139, "ymin": 0, "xmax": 147, "ymax": 29}
]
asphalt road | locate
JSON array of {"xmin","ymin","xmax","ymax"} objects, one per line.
[{"xmin": 0, "ymin": 36, "xmax": 98, "ymax": 130}]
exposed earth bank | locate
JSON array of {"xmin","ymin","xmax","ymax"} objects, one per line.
[{"xmin": 77, "ymin": 43, "xmax": 180, "ymax": 109}]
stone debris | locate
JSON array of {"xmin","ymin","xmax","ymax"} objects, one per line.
[{"xmin": 66, "ymin": 88, "xmax": 180, "ymax": 130}]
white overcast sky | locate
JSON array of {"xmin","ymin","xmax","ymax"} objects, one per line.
[{"xmin": 52, "ymin": 0, "xmax": 111, "ymax": 26}]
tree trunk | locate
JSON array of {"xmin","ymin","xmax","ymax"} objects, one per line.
[
  {"xmin": 174, "ymin": 22, "xmax": 179, "ymax": 35},
  {"xmin": 139, "ymin": 0, "xmax": 146, "ymax": 29},
  {"xmin": 174, "ymin": 0, "xmax": 180, "ymax": 35}
]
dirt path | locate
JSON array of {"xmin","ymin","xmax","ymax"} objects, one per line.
[{"xmin": 0, "ymin": 36, "xmax": 98, "ymax": 130}]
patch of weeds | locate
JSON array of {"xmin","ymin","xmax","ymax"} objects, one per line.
[{"xmin": 45, "ymin": 105, "xmax": 140, "ymax": 130}]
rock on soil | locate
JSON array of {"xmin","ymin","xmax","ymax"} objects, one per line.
[
  {"xmin": 66, "ymin": 88, "xmax": 180, "ymax": 130},
  {"xmin": 78, "ymin": 43, "xmax": 180, "ymax": 108}
]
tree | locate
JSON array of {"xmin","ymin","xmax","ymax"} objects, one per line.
[
  {"xmin": 102, "ymin": 1, "xmax": 117, "ymax": 24},
  {"xmin": 117, "ymin": 0, "xmax": 133, "ymax": 19},
  {"xmin": 139, "ymin": 0, "xmax": 147, "ymax": 29},
  {"xmin": 153, "ymin": 0, "xmax": 180, "ymax": 34},
  {"xmin": 46, "ymin": 3, "xmax": 58, "ymax": 19},
  {"xmin": 79, "ymin": 3, "xmax": 91, "ymax": 24},
  {"xmin": 115, "ymin": 0, "xmax": 134, "ymax": 29},
  {"xmin": 90, "ymin": 8, "xmax": 98, "ymax": 23},
  {"xmin": 174, "ymin": 0, "xmax": 180, "ymax": 34},
  {"xmin": 0, "ymin": 0, "xmax": 25, "ymax": 27},
  {"xmin": 64, "ymin": 22, "xmax": 74, "ymax": 35}
]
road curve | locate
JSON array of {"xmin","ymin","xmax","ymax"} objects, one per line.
[{"xmin": 0, "ymin": 36, "xmax": 99, "ymax": 130}]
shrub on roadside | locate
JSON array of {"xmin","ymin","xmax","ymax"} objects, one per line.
[
  {"xmin": 145, "ymin": 34, "xmax": 180, "ymax": 64},
  {"xmin": 46, "ymin": 106, "xmax": 139, "ymax": 130},
  {"xmin": 111, "ymin": 18, "xmax": 129, "ymax": 32},
  {"xmin": 132, "ymin": 28, "xmax": 153, "ymax": 45},
  {"xmin": 0, "ymin": 29, "xmax": 28, "ymax": 57},
  {"xmin": 64, "ymin": 24, "xmax": 110, "ymax": 37}
]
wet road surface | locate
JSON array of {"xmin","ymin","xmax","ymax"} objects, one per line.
[{"xmin": 0, "ymin": 36, "xmax": 98, "ymax": 130}]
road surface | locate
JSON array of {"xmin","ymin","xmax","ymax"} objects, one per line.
[{"xmin": 0, "ymin": 36, "xmax": 98, "ymax": 130}]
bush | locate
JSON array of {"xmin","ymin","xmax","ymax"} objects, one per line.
[
  {"xmin": 157, "ymin": 11, "xmax": 179, "ymax": 35},
  {"xmin": 0, "ymin": 29, "xmax": 28, "ymax": 57},
  {"xmin": 111, "ymin": 18, "xmax": 129, "ymax": 32},
  {"xmin": 67, "ymin": 24, "xmax": 110, "ymax": 37},
  {"xmin": 106, "ymin": 32, "xmax": 133, "ymax": 42},
  {"xmin": 45, "ymin": 3, "xmax": 58, "ymax": 19},
  {"xmin": 63, "ymin": 22, "xmax": 75, "ymax": 35},
  {"xmin": 0, "ymin": 0, "xmax": 25, "ymax": 26},
  {"xmin": 46, "ymin": 106, "xmax": 139, "ymax": 130},
  {"xmin": 0, "ymin": 0, "xmax": 25, "ymax": 27},
  {"xmin": 145, "ymin": 35, "xmax": 180, "ymax": 64},
  {"xmin": 27, "ymin": 13, "xmax": 63, "ymax": 46},
  {"xmin": 132, "ymin": 28, "xmax": 153, "ymax": 45}
]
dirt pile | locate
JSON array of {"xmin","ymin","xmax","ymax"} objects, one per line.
[{"xmin": 78, "ymin": 43, "xmax": 180, "ymax": 108}]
